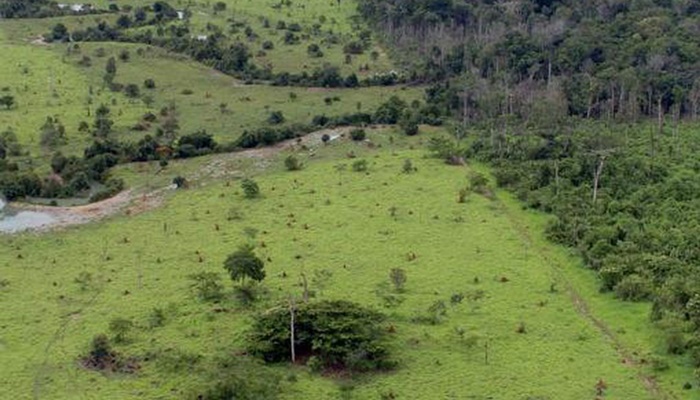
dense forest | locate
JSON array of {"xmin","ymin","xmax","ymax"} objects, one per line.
[
  {"xmin": 359, "ymin": 0, "xmax": 700, "ymax": 122},
  {"xmin": 380, "ymin": 0, "xmax": 700, "ymax": 368}
]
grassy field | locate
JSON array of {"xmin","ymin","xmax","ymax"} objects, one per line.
[
  {"xmin": 0, "ymin": 39, "xmax": 419, "ymax": 171},
  {"xmin": 0, "ymin": 0, "xmax": 413, "ymax": 173},
  {"xmin": 0, "ymin": 129, "xmax": 693, "ymax": 399},
  {"xmin": 2, "ymin": 1, "xmax": 699, "ymax": 399},
  {"xmin": 82, "ymin": 0, "xmax": 395, "ymax": 76}
]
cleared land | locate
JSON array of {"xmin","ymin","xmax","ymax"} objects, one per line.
[
  {"xmin": 0, "ymin": 130, "xmax": 691, "ymax": 399},
  {"xmin": 1, "ymin": 1, "xmax": 699, "ymax": 399}
]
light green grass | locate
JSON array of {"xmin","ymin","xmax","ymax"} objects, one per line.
[
  {"xmin": 0, "ymin": 42, "xmax": 145, "ymax": 166},
  {"xmin": 0, "ymin": 14, "xmax": 121, "ymax": 43},
  {"xmin": 183, "ymin": 0, "xmax": 395, "ymax": 76},
  {"xmin": 0, "ymin": 40, "xmax": 420, "ymax": 171},
  {"xmin": 0, "ymin": 131, "xmax": 686, "ymax": 399}
]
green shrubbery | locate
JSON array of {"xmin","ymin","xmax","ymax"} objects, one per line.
[{"xmin": 248, "ymin": 300, "xmax": 395, "ymax": 373}]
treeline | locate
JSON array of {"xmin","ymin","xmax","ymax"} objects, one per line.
[
  {"xmin": 0, "ymin": 94, "xmax": 442, "ymax": 201},
  {"xmin": 54, "ymin": 2, "xmax": 403, "ymax": 88},
  {"xmin": 358, "ymin": 0, "xmax": 700, "ymax": 121},
  {"xmin": 452, "ymin": 121, "xmax": 700, "ymax": 365}
]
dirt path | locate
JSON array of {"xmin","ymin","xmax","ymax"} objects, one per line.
[
  {"xmin": 491, "ymin": 194, "xmax": 673, "ymax": 400},
  {"xmin": 6, "ymin": 127, "xmax": 357, "ymax": 233}
]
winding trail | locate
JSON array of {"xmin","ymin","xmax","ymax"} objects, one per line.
[{"xmin": 491, "ymin": 194, "xmax": 673, "ymax": 400}]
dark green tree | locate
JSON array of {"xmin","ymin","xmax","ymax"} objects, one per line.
[
  {"xmin": 223, "ymin": 244, "xmax": 265, "ymax": 284},
  {"xmin": 0, "ymin": 95, "xmax": 14, "ymax": 110},
  {"xmin": 93, "ymin": 104, "xmax": 113, "ymax": 138},
  {"xmin": 241, "ymin": 178, "xmax": 260, "ymax": 198}
]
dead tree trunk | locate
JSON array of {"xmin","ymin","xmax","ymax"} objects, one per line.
[
  {"xmin": 657, "ymin": 96, "xmax": 664, "ymax": 138},
  {"xmin": 289, "ymin": 298, "xmax": 296, "ymax": 363},
  {"xmin": 592, "ymin": 156, "xmax": 606, "ymax": 204}
]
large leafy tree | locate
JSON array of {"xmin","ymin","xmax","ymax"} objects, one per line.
[
  {"xmin": 248, "ymin": 300, "xmax": 395, "ymax": 372},
  {"xmin": 223, "ymin": 244, "xmax": 265, "ymax": 284}
]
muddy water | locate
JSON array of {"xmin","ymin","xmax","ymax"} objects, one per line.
[{"xmin": 0, "ymin": 198, "xmax": 57, "ymax": 233}]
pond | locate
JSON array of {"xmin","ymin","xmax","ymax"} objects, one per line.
[{"xmin": 0, "ymin": 198, "xmax": 57, "ymax": 233}]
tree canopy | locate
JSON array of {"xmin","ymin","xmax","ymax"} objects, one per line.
[{"xmin": 223, "ymin": 245, "xmax": 265, "ymax": 284}]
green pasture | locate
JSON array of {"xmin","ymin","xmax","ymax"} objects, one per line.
[
  {"xmin": 0, "ymin": 130, "xmax": 691, "ymax": 399},
  {"xmin": 0, "ymin": 39, "xmax": 419, "ymax": 170}
]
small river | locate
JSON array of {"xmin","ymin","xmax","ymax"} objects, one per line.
[{"xmin": 0, "ymin": 198, "xmax": 57, "ymax": 233}]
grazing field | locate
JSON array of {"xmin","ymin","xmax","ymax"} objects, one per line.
[
  {"xmin": 83, "ymin": 0, "xmax": 395, "ymax": 76},
  {"xmin": 0, "ymin": 130, "xmax": 691, "ymax": 399},
  {"xmin": 3, "ymin": 0, "xmax": 700, "ymax": 399},
  {"xmin": 0, "ymin": 39, "xmax": 419, "ymax": 169}
]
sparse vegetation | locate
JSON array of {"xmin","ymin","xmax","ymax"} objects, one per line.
[{"xmin": 0, "ymin": 1, "xmax": 697, "ymax": 399}]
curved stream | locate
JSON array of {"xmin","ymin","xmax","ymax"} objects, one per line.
[{"xmin": 0, "ymin": 198, "xmax": 56, "ymax": 233}]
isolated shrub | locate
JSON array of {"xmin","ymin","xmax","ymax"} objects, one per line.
[
  {"xmin": 352, "ymin": 159, "xmax": 368, "ymax": 172},
  {"xmin": 103, "ymin": 60, "xmax": 116, "ymax": 83},
  {"xmin": 74, "ymin": 271, "xmax": 94, "ymax": 291},
  {"xmin": 213, "ymin": 1, "xmax": 226, "ymax": 12},
  {"xmin": 224, "ymin": 244, "xmax": 265, "ymax": 284},
  {"xmin": 241, "ymin": 178, "xmax": 260, "ymax": 198},
  {"xmin": 402, "ymin": 159, "xmax": 415, "ymax": 174},
  {"xmin": 307, "ymin": 43, "xmax": 324, "ymax": 58},
  {"xmin": 82, "ymin": 334, "xmax": 119, "ymax": 371},
  {"xmin": 267, "ymin": 111, "xmax": 285, "ymax": 125},
  {"xmin": 284, "ymin": 154, "xmax": 303, "ymax": 171},
  {"xmin": 457, "ymin": 187, "xmax": 469, "ymax": 203},
  {"xmin": 147, "ymin": 308, "xmax": 167, "ymax": 328},
  {"xmin": 350, "ymin": 129, "xmax": 366, "ymax": 141},
  {"xmin": 262, "ymin": 40, "xmax": 274, "ymax": 50},
  {"xmin": 188, "ymin": 272, "xmax": 224, "ymax": 302},
  {"xmin": 248, "ymin": 300, "xmax": 395, "ymax": 372},
  {"xmin": 194, "ymin": 357, "xmax": 280, "ymax": 400},
  {"xmin": 283, "ymin": 31, "xmax": 299, "ymax": 44},
  {"xmin": 78, "ymin": 55, "xmax": 92, "ymax": 67},
  {"xmin": 116, "ymin": 14, "xmax": 131, "ymax": 28},
  {"xmin": 234, "ymin": 283, "xmax": 266, "ymax": 306},
  {"xmin": 321, "ymin": 134, "xmax": 330, "ymax": 143},
  {"xmin": 108, "ymin": 82, "xmax": 124, "ymax": 92},
  {"xmin": 0, "ymin": 95, "xmax": 14, "ymax": 110},
  {"xmin": 469, "ymin": 171, "xmax": 489, "ymax": 193},
  {"xmin": 173, "ymin": 176, "xmax": 188, "ymax": 188},
  {"xmin": 400, "ymin": 113, "xmax": 419, "ymax": 136},
  {"xmin": 389, "ymin": 268, "xmax": 407, "ymax": 292},
  {"xmin": 119, "ymin": 49, "xmax": 130, "ymax": 62},
  {"xmin": 109, "ymin": 318, "xmax": 133, "ymax": 343},
  {"xmin": 144, "ymin": 78, "xmax": 156, "ymax": 89},
  {"xmin": 413, "ymin": 300, "xmax": 448, "ymax": 325},
  {"xmin": 124, "ymin": 84, "xmax": 140, "ymax": 98}
]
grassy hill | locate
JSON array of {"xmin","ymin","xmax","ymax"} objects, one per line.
[{"xmin": 1, "ymin": 0, "xmax": 700, "ymax": 399}]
